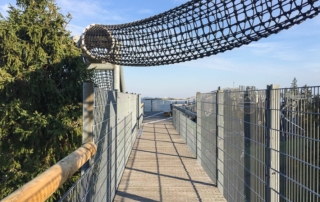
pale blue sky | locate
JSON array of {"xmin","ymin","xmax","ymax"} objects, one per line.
[{"xmin": 1, "ymin": 0, "xmax": 320, "ymax": 98}]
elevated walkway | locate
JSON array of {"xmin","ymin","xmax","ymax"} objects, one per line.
[{"xmin": 114, "ymin": 112, "xmax": 225, "ymax": 202}]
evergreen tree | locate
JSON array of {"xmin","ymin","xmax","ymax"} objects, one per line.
[
  {"xmin": 291, "ymin": 77, "xmax": 298, "ymax": 95},
  {"xmin": 0, "ymin": 0, "xmax": 91, "ymax": 200}
]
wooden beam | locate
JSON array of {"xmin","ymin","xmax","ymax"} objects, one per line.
[
  {"xmin": 2, "ymin": 142, "xmax": 97, "ymax": 202},
  {"xmin": 87, "ymin": 63, "xmax": 114, "ymax": 70}
]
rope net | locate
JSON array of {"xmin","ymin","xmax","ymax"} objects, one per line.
[{"xmin": 81, "ymin": 0, "xmax": 320, "ymax": 66}]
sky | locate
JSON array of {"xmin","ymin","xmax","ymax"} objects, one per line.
[{"xmin": 1, "ymin": 0, "xmax": 320, "ymax": 98}]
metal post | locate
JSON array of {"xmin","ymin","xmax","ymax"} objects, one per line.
[
  {"xmin": 186, "ymin": 115, "xmax": 188, "ymax": 145},
  {"xmin": 216, "ymin": 89, "xmax": 224, "ymax": 194},
  {"xmin": 196, "ymin": 92, "xmax": 201, "ymax": 161},
  {"xmin": 137, "ymin": 95, "xmax": 139, "ymax": 129},
  {"xmin": 137, "ymin": 94, "xmax": 141, "ymax": 129},
  {"xmin": 266, "ymin": 84, "xmax": 280, "ymax": 202},
  {"xmin": 120, "ymin": 66, "xmax": 126, "ymax": 93},
  {"xmin": 82, "ymin": 82, "xmax": 94, "ymax": 174},
  {"xmin": 114, "ymin": 65, "xmax": 120, "ymax": 91},
  {"xmin": 124, "ymin": 115, "xmax": 126, "ymax": 168},
  {"xmin": 244, "ymin": 87, "xmax": 252, "ymax": 201}
]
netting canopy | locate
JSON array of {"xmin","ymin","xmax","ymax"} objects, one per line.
[{"xmin": 81, "ymin": 0, "xmax": 320, "ymax": 66}]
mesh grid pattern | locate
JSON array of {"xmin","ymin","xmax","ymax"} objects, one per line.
[
  {"xmin": 173, "ymin": 108, "xmax": 197, "ymax": 156},
  {"xmin": 172, "ymin": 86, "xmax": 320, "ymax": 202},
  {"xmin": 93, "ymin": 70, "xmax": 113, "ymax": 89},
  {"xmin": 81, "ymin": 0, "xmax": 320, "ymax": 66},
  {"xmin": 59, "ymin": 89, "xmax": 142, "ymax": 202}
]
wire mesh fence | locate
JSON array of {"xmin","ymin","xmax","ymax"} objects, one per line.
[
  {"xmin": 173, "ymin": 85, "xmax": 320, "ymax": 202},
  {"xmin": 172, "ymin": 108, "xmax": 197, "ymax": 157},
  {"xmin": 142, "ymin": 98, "xmax": 189, "ymax": 112},
  {"xmin": 277, "ymin": 86, "xmax": 320, "ymax": 202},
  {"xmin": 197, "ymin": 92, "xmax": 218, "ymax": 185},
  {"xmin": 92, "ymin": 70, "xmax": 114, "ymax": 89},
  {"xmin": 59, "ymin": 88, "xmax": 142, "ymax": 202},
  {"xmin": 220, "ymin": 87, "xmax": 268, "ymax": 202}
]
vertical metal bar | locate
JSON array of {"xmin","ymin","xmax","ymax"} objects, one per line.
[
  {"xmin": 217, "ymin": 89, "xmax": 224, "ymax": 194},
  {"xmin": 82, "ymin": 82, "xmax": 94, "ymax": 174},
  {"xmin": 186, "ymin": 115, "xmax": 188, "ymax": 145},
  {"xmin": 82, "ymin": 82, "xmax": 94, "ymax": 144},
  {"xmin": 266, "ymin": 85, "xmax": 271, "ymax": 202},
  {"xmin": 113, "ymin": 90, "xmax": 119, "ymax": 199},
  {"xmin": 137, "ymin": 94, "xmax": 140, "ymax": 129},
  {"xmin": 124, "ymin": 115, "xmax": 126, "ymax": 168},
  {"xmin": 265, "ymin": 86, "xmax": 271, "ymax": 202},
  {"xmin": 195, "ymin": 94, "xmax": 199, "ymax": 159},
  {"xmin": 120, "ymin": 66, "xmax": 126, "ymax": 93},
  {"xmin": 196, "ymin": 92, "xmax": 201, "ymax": 161},
  {"xmin": 114, "ymin": 65, "xmax": 120, "ymax": 91},
  {"xmin": 266, "ymin": 84, "xmax": 280, "ymax": 202},
  {"xmin": 244, "ymin": 87, "xmax": 251, "ymax": 201}
]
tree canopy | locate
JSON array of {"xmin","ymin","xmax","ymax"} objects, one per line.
[{"xmin": 0, "ymin": 0, "xmax": 91, "ymax": 200}]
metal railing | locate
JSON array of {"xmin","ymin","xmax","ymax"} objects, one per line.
[
  {"xmin": 142, "ymin": 98, "xmax": 190, "ymax": 112},
  {"xmin": 173, "ymin": 85, "xmax": 320, "ymax": 202},
  {"xmin": 2, "ymin": 82, "xmax": 143, "ymax": 202},
  {"xmin": 172, "ymin": 106, "xmax": 197, "ymax": 157},
  {"xmin": 60, "ymin": 87, "xmax": 143, "ymax": 202}
]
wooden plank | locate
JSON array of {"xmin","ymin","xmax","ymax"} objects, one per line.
[
  {"xmin": 3, "ymin": 142, "xmax": 97, "ymax": 202},
  {"xmin": 114, "ymin": 116, "xmax": 225, "ymax": 202}
]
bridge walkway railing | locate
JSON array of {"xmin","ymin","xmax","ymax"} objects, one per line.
[{"xmin": 173, "ymin": 85, "xmax": 320, "ymax": 202}]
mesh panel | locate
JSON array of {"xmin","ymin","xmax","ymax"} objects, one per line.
[
  {"xmin": 172, "ymin": 86, "xmax": 320, "ymax": 201},
  {"xmin": 93, "ymin": 70, "xmax": 114, "ymax": 89},
  {"xmin": 59, "ymin": 89, "xmax": 143, "ymax": 202}
]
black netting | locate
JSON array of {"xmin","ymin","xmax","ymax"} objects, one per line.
[{"xmin": 81, "ymin": 0, "xmax": 320, "ymax": 66}]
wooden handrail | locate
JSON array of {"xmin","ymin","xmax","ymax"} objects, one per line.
[
  {"xmin": 140, "ymin": 103, "xmax": 144, "ymax": 108},
  {"xmin": 2, "ymin": 142, "xmax": 97, "ymax": 202}
]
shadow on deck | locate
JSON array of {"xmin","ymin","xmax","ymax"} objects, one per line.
[{"xmin": 114, "ymin": 112, "xmax": 225, "ymax": 202}]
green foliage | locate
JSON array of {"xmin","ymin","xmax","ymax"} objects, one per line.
[{"xmin": 0, "ymin": 0, "xmax": 91, "ymax": 200}]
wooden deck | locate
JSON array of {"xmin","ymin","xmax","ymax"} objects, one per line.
[{"xmin": 114, "ymin": 112, "xmax": 226, "ymax": 202}]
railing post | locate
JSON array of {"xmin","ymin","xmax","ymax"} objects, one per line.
[
  {"xmin": 137, "ymin": 94, "xmax": 141, "ymax": 129},
  {"xmin": 186, "ymin": 114, "xmax": 188, "ymax": 145},
  {"xmin": 216, "ymin": 89, "xmax": 224, "ymax": 194},
  {"xmin": 115, "ymin": 90, "xmax": 122, "ymax": 188},
  {"xmin": 120, "ymin": 66, "xmax": 126, "ymax": 93},
  {"xmin": 114, "ymin": 65, "xmax": 120, "ymax": 91},
  {"xmin": 82, "ymin": 82, "xmax": 94, "ymax": 174},
  {"xmin": 266, "ymin": 84, "xmax": 280, "ymax": 202},
  {"xmin": 196, "ymin": 92, "xmax": 201, "ymax": 161},
  {"xmin": 124, "ymin": 115, "xmax": 126, "ymax": 168}
]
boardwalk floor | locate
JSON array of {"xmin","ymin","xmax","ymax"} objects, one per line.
[{"xmin": 114, "ymin": 112, "xmax": 225, "ymax": 202}]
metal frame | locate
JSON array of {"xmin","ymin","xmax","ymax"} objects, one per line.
[{"xmin": 173, "ymin": 85, "xmax": 320, "ymax": 202}]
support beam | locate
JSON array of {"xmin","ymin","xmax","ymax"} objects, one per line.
[
  {"xmin": 82, "ymin": 82, "xmax": 94, "ymax": 144},
  {"xmin": 82, "ymin": 82, "xmax": 94, "ymax": 175},
  {"xmin": 267, "ymin": 84, "xmax": 280, "ymax": 202},
  {"xmin": 88, "ymin": 63, "xmax": 115, "ymax": 70},
  {"xmin": 217, "ymin": 89, "xmax": 224, "ymax": 194},
  {"xmin": 120, "ymin": 66, "xmax": 126, "ymax": 93},
  {"xmin": 114, "ymin": 65, "xmax": 120, "ymax": 91}
]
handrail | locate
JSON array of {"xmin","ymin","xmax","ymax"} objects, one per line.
[
  {"xmin": 2, "ymin": 142, "xmax": 97, "ymax": 202},
  {"xmin": 173, "ymin": 105, "xmax": 197, "ymax": 118},
  {"xmin": 140, "ymin": 103, "xmax": 144, "ymax": 108}
]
